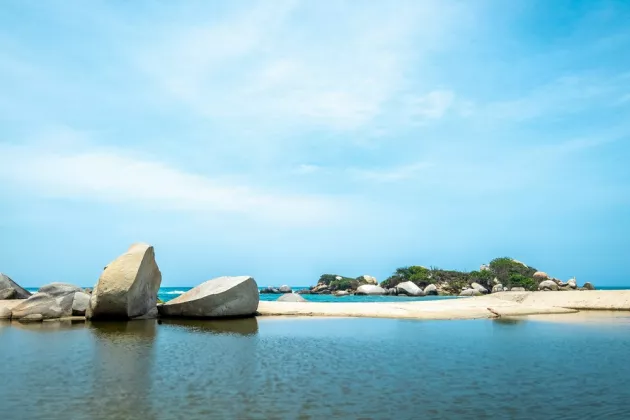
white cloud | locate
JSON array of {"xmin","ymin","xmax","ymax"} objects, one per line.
[
  {"xmin": 407, "ymin": 90, "xmax": 455, "ymax": 122},
  {"xmin": 0, "ymin": 140, "xmax": 344, "ymax": 225},
  {"xmin": 135, "ymin": 0, "xmax": 462, "ymax": 131},
  {"xmin": 349, "ymin": 162, "xmax": 433, "ymax": 183}
]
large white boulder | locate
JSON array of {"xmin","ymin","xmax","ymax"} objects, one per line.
[
  {"xmin": 158, "ymin": 276, "xmax": 259, "ymax": 318},
  {"xmin": 460, "ymin": 289, "xmax": 482, "ymax": 296},
  {"xmin": 0, "ymin": 273, "xmax": 31, "ymax": 299},
  {"xmin": 355, "ymin": 285, "xmax": 386, "ymax": 295},
  {"xmin": 87, "ymin": 243, "xmax": 162, "ymax": 320},
  {"xmin": 396, "ymin": 281, "xmax": 425, "ymax": 296},
  {"xmin": 567, "ymin": 278, "xmax": 577, "ymax": 289}
]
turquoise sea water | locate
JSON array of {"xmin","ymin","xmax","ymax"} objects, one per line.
[
  {"xmin": 1, "ymin": 316, "xmax": 630, "ymax": 419},
  {"xmin": 25, "ymin": 286, "xmax": 630, "ymax": 303}
]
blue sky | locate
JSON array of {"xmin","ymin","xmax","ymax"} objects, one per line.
[{"xmin": 1, "ymin": 0, "xmax": 629, "ymax": 287}]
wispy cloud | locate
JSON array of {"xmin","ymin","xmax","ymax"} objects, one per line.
[{"xmin": 0, "ymin": 132, "xmax": 346, "ymax": 225}]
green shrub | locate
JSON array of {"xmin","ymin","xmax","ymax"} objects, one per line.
[
  {"xmin": 488, "ymin": 257, "xmax": 537, "ymax": 285},
  {"xmin": 318, "ymin": 274, "xmax": 360, "ymax": 290},
  {"xmin": 507, "ymin": 274, "xmax": 538, "ymax": 291}
]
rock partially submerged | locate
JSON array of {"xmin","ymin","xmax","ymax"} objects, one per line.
[
  {"xmin": 87, "ymin": 243, "xmax": 162, "ymax": 320},
  {"xmin": 0, "ymin": 273, "xmax": 31, "ymax": 299},
  {"xmin": 158, "ymin": 276, "xmax": 259, "ymax": 318},
  {"xmin": 11, "ymin": 283, "xmax": 81, "ymax": 320},
  {"xmin": 277, "ymin": 293, "xmax": 306, "ymax": 302},
  {"xmin": 72, "ymin": 292, "xmax": 90, "ymax": 316},
  {"xmin": 355, "ymin": 285, "xmax": 386, "ymax": 296}
]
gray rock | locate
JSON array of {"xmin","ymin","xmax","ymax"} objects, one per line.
[
  {"xmin": 87, "ymin": 243, "xmax": 162, "ymax": 320},
  {"xmin": 538, "ymin": 280, "xmax": 559, "ymax": 291},
  {"xmin": 278, "ymin": 285, "xmax": 292, "ymax": 293},
  {"xmin": 18, "ymin": 314, "xmax": 44, "ymax": 323},
  {"xmin": 471, "ymin": 282, "xmax": 489, "ymax": 294},
  {"xmin": 510, "ymin": 287, "xmax": 526, "ymax": 292},
  {"xmin": 158, "ymin": 276, "xmax": 259, "ymax": 318},
  {"xmin": 277, "ymin": 293, "xmax": 306, "ymax": 302},
  {"xmin": 11, "ymin": 293, "xmax": 75, "ymax": 320},
  {"xmin": 355, "ymin": 285, "xmax": 386, "ymax": 295},
  {"xmin": 297, "ymin": 289, "xmax": 311, "ymax": 295},
  {"xmin": 583, "ymin": 282, "xmax": 595, "ymax": 290},
  {"xmin": 0, "ymin": 306, "xmax": 13, "ymax": 319},
  {"xmin": 396, "ymin": 281, "xmax": 426, "ymax": 296},
  {"xmin": 0, "ymin": 273, "xmax": 31, "ymax": 299},
  {"xmin": 567, "ymin": 278, "xmax": 577, "ymax": 289},
  {"xmin": 424, "ymin": 284, "xmax": 438, "ymax": 295},
  {"xmin": 334, "ymin": 291, "xmax": 350, "ymax": 297},
  {"xmin": 38, "ymin": 283, "xmax": 83, "ymax": 297},
  {"xmin": 492, "ymin": 284, "xmax": 504, "ymax": 293},
  {"xmin": 261, "ymin": 287, "xmax": 281, "ymax": 294},
  {"xmin": 72, "ymin": 292, "xmax": 90, "ymax": 316},
  {"xmin": 533, "ymin": 271, "xmax": 549, "ymax": 281},
  {"xmin": 133, "ymin": 306, "xmax": 158, "ymax": 319},
  {"xmin": 0, "ymin": 288, "xmax": 17, "ymax": 300},
  {"xmin": 459, "ymin": 289, "xmax": 482, "ymax": 296}
]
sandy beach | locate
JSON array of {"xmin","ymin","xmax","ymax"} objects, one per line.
[{"xmin": 257, "ymin": 290, "xmax": 630, "ymax": 321}]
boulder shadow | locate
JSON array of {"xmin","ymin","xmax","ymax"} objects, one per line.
[{"xmin": 159, "ymin": 317, "xmax": 259, "ymax": 336}]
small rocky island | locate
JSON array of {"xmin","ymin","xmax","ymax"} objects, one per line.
[{"xmin": 261, "ymin": 257, "xmax": 596, "ymax": 297}]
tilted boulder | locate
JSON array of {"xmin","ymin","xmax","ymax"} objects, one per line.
[
  {"xmin": 158, "ymin": 276, "xmax": 259, "ymax": 318},
  {"xmin": 87, "ymin": 243, "xmax": 162, "ymax": 320},
  {"xmin": 0, "ymin": 273, "xmax": 31, "ymax": 299},
  {"xmin": 0, "ymin": 288, "xmax": 17, "ymax": 299},
  {"xmin": 277, "ymin": 293, "xmax": 306, "ymax": 302},
  {"xmin": 355, "ymin": 285, "xmax": 386, "ymax": 295},
  {"xmin": 538, "ymin": 280, "xmax": 559, "ymax": 291},
  {"xmin": 396, "ymin": 281, "xmax": 426, "ymax": 296}
]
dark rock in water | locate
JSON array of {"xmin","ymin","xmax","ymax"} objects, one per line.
[
  {"xmin": 0, "ymin": 288, "xmax": 17, "ymax": 300},
  {"xmin": 320, "ymin": 290, "xmax": 332, "ymax": 295},
  {"xmin": 278, "ymin": 285, "xmax": 292, "ymax": 293},
  {"xmin": 158, "ymin": 276, "xmax": 259, "ymax": 318},
  {"xmin": 297, "ymin": 289, "xmax": 311, "ymax": 295},
  {"xmin": 583, "ymin": 282, "xmax": 595, "ymax": 290},
  {"xmin": 334, "ymin": 291, "xmax": 350, "ymax": 297},
  {"xmin": 260, "ymin": 287, "xmax": 281, "ymax": 294},
  {"xmin": 0, "ymin": 273, "xmax": 31, "ymax": 299},
  {"xmin": 277, "ymin": 293, "xmax": 306, "ymax": 302}
]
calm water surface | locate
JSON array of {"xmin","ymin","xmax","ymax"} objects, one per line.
[{"xmin": 1, "ymin": 317, "xmax": 630, "ymax": 419}]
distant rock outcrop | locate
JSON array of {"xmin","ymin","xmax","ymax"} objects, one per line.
[
  {"xmin": 396, "ymin": 281, "xmax": 425, "ymax": 296},
  {"xmin": 10, "ymin": 282, "xmax": 83, "ymax": 321},
  {"xmin": 424, "ymin": 284, "xmax": 438, "ymax": 295},
  {"xmin": 87, "ymin": 243, "xmax": 162, "ymax": 320},
  {"xmin": 538, "ymin": 280, "xmax": 559, "ymax": 291},
  {"xmin": 277, "ymin": 293, "xmax": 306, "ymax": 302},
  {"xmin": 355, "ymin": 285, "xmax": 386, "ymax": 296}
]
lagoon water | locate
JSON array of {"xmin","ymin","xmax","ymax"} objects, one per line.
[{"xmin": 2, "ymin": 317, "xmax": 630, "ymax": 419}]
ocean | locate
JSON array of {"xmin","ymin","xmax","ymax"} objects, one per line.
[{"xmin": 24, "ymin": 285, "xmax": 630, "ymax": 303}]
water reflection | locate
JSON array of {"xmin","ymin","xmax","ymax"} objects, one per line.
[
  {"xmin": 6, "ymin": 318, "xmax": 87, "ymax": 333},
  {"xmin": 492, "ymin": 317, "xmax": 526, "ymax": 326},
  {"xmin": 88, "ymin": 320, "xmax": 157, "ymax": 419},
  {"xmin": 159, "ymin": 317, "xmax": 259, "ymax": 336}
]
